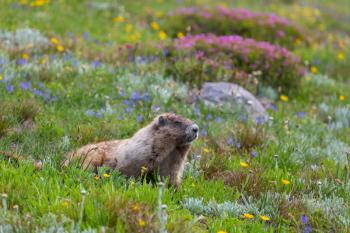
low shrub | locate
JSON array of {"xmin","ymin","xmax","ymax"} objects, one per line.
[
  {"xmin": 162, "ymin": 6, "xmax": 308, "ymax": 48},
  {"xmin": 165, "ymin": 34, "xmax": 305, "ymax": 91}
]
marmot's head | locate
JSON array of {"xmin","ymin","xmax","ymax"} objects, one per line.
[{"xmin": 152, "ymin": 113, "xmax": 199, "ymax": 146}]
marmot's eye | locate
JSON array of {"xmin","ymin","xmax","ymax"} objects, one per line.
[
  {"xmin": 174, "ymin": 121, "xmax": 182, "ymax": 126},
  {"xmin": 158, "ymin": 116, "xmax": 166, "ymax": 126}
]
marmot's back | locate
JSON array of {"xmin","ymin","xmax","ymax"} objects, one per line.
[{"xmin": 63, "ymin": 140, "xmax": 122, "ymax": 169}]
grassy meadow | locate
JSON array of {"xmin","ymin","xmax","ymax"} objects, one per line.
[{"xmin": 1, "ymin": 0, "xmax": 350, "ymax": 232}]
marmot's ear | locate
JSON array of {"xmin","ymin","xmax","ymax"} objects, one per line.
[{"xmin": 158, "ymin": 116, "xmax": 166, "ymax": 126}]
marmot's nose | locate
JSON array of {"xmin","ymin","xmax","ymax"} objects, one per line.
[{"xmin": 191, "ymin": 124, "xmax": 199, "ymax": 134}]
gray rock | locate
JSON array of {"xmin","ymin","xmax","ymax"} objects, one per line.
[{"xmin": 198, "ymin": 82, "xmax": 268, "ymax": 123}]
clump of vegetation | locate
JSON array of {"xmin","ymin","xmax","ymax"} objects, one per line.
[
  {"xmin": 0, "ymin": 116, "xmax": 10, "ymax": 137},
  {"xmin": 162, "ymin": 6, "xmax": 309, "ymax": 48},
  {"xmin": 0, "ymin": 100, "xmax": 40, "ymax": 136},
  {"xmin": 165, "ymin": 34, "xmax": 305, "ymax": 91}
]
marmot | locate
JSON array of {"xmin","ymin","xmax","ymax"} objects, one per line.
[{"xmin": 64, "ymin": 113, "xmax": 199, "ymax": 187}]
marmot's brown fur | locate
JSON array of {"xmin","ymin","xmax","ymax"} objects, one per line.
[{"xmin": 63, "ymin": 113, "xmax": 199, "ymax": 187}]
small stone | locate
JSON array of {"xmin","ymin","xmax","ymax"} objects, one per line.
[{"xmin": 34, "ymin": 160, "xmax": 43, "ymax": 170}]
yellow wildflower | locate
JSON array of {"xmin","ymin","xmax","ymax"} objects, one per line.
[
  {"xmin": 124, "ymin": 24, "xmax": 133, "ymax": 33},
  {"xmin": 131, "ymin": 204, "xmax": 140, "ymax": 211},
  {"xmin": 310, "ymin": 66, "xmax": 318, "ymax": 74},
  {"xmin": 62, "ymin": 200, "xmax": 69, "ymax": 207},
  {"xmin": 295, "ymin": 38, "xmax": 302, "ymax": 45},
  {"xmin": 56, "ymin": 45, "xmax": 64, "ymax": 52},
  {"xmin": 138, "ymin": 219, "xmax": 145, "ymax": 227},
  {"xmin": 177, "ymin": 32, "xmax": 184, "ymax": 39},
  {"xmin": 159, "ymin": 31, "xmax": 167, "ymax": 40},
  {"xmin": 151, "ymin": 21, "xmax": 160, "ymax": 30},
  {"xmin": 22, "ymin": 53, "xmax": 29, "ymax": 60},
  {"xmin": 217, "ymin": 231, "xmax": 228, "ymax": 233},
  {"xmin": 339, "ymin": 95, "xmax": 345, "ymax": 101},
  {"xmin": 103, "ymin": 173, "xmax": 110, "ymax": 178},
  {"xmin": 240, "ymin": 161, "xmax": 249, "ymax": 168},
  {"xmin": 203, "ymin": 148, "xmax": 209, "ymax": 153},
  {"xmin": 282, "ymin": 179, "xmax": 290, "ymax": 185},
  {"xmin": 129, "ymin": 32, "xmax": 141, "ymax": 42},
  {"xmin": 260, "ymin": 215, "xmax": 270, "ymax": 221},
  {"xmin": 337, "ymin": 52, "xmax": 345, "ymax": 61},
  {"xmin": 94, "ymin": 175, "xmax": 99, "ymax": 180},
  {"xmin": 280, "ymin": 95, "xmax": 288, "ymax": 102},
  {"xmin": 243, "ymin": 213, "xmax": 254, "ymax": 219},
  {"xmin": 0, "ymin": 75, "xmax": 2, "ymax": 81},
  {"xmin": 155, "ymin": 11, "xmax": 163, "ymax": 18},
  {"xmin": 19, "ymin": 0, "xmax": 28, "ymax": 5},
  {"xmin": 30, "ymin": 0, "xmax": 48, "ymax": 7},
  {"xmin": 50, "ymin": 37, "xmax": 59, "ymax": 45},
  {"xmin": 113, "ymin": 16, "xmax": 125, "ymax": 23},
  {"xmin": 40, "ymin": 56, "xmax": 48, "ymax": 64}
]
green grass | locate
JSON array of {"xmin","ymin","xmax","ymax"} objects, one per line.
[{"xmin": 1, "ymin": 0, "xmax": 350, "ymax": 232}]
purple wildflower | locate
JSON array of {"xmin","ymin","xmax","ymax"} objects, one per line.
[
  {"xmin": 20, "ymin": 81, "xmax": 31, "ymax": 90},
  {"xmin": 123, "ymin": 99, "xmax": 131, "ymax": 107},
  {"xmin": 6, "ymin": 84, "xmax": 14, "ymax": 93},
  {"xmin": 296, "ymin": 111, "xmax": 306, "ymax": 118},
  {"xmin": 236, "ymin": 142, "xmax": 241, "ymax": 149},
  {"xmin": 91, "ymin": 60, "xmax": 101, "ymax": 70},
  {"xmin": 250, "ymin": 151, "xmax": 257, "ymax": 158},
  {"xmin": 83, "ymin": 32, "xmax": 89, "ymax": 40},
  {"xmin": 44, "ymin": 92, "xmax": 50, "ymax": 101},
  {"xmin": 71, "ymin": 60, "xmax": 78, "ymax": 68},
  {"xmin": 137, "ymin": 115, "xmax": 142, "ymax": 123},
  {"xmin": 51, "ymin": 96, "xmax": 58, "ymax": 102},
  {"xmin": 143, "ymin": 92, "xmax": 151, "ymax": 102},
  {"xmin": 125, "ymin": 106, "xmax": 132, "ymax": 113},
  {"xmin": 227, "ymin": 136, "xmax": 233, "ymax": 145},
  {"xmin": 50, "ymin": 54, "xmax": 56, "ymax": 61},
  {"xmin": 17, "ymin": 59, "xmax": 28, "ymax": 66},
  {"xmin": 151, "ymin": 105, "xmax": 161, "ymax": 112},
  {"xmin": 301, "ymin": 215, "xmax": 311, "ymax": 233},
  {"xmin": 215, "ymin": 117, "xmax": 222, "ymax": 123},
  {"xmin": 304, "ymin": 225, "xmax": 311, "ymax": 233},
  {"xmin": 86, "ymin": 109, "xmax": 94, "ymax": 117},
  {"xmin": 95, "ymin": 111, "xmax": 102, "ymax": 118},
  {"xmin": 201, "ymin": 125, "xmax": 207, "ymax": 137},
  {"xmin": 206, "ymin": 114, "xmax": 212, "ymax": 120},
  {"xmin": 162, "ymin": 48, "xmax": 170, "ymax": 57},
  {"xmin": 255, "ymin": 116, "xmax": 267, "ymax": 125},
  {"xmin": 301, "ymin": 215, "xmax": 307, "ymax": 224},
  {"xmin": 268, "ymin": 104, "xmax": 278, "ymax": 111},
  {"xmin": 130, "ymin": 91, "xmax": 142, "ymax": 101},
  {"xmin": 33, "ymin": 89, "xmax": 43, "ymax": 96}
]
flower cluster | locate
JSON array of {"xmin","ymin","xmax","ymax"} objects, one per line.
[
  {"xmin": 163, "ymin": 6, "xmax": 308, "ymax": 48},
  {"xmin": 165, "ymin": 34, "xmax": 305, "ymax": 91}
]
